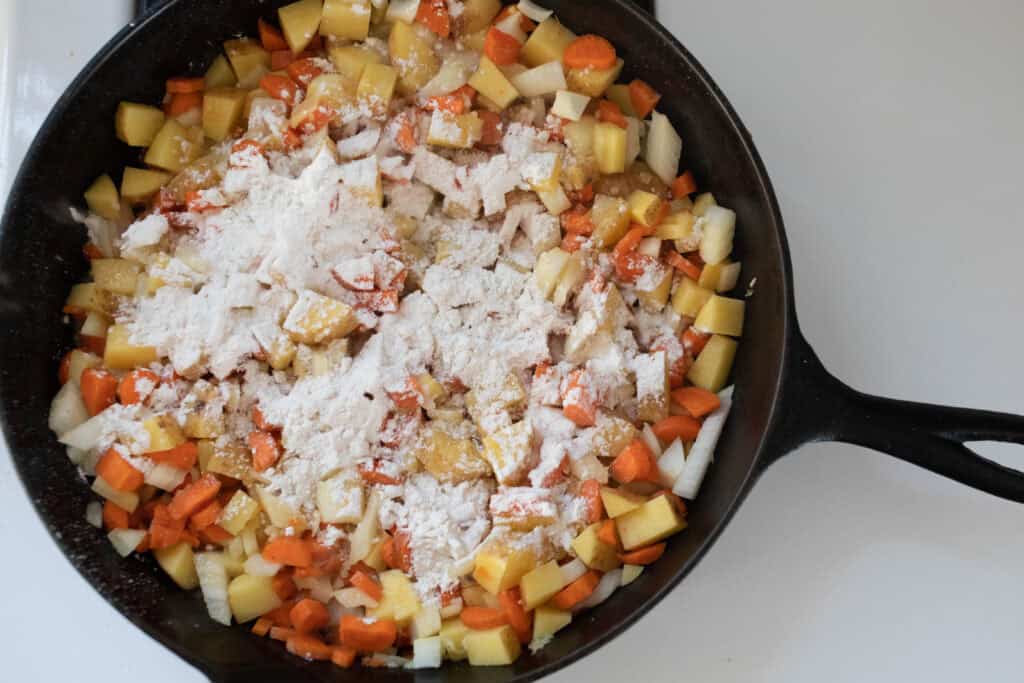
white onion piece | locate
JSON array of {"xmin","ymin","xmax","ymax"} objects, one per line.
[
  {"xmin": 644, "ymin": 111, "xmax": 682, "ymax": 185},
  {"xmin": 349, "ymin": 490, "xmax": 381, "ymax": 563},
  {"xmin": 66, "ymin": 446, "xmax": 87, "ymax": 465},
  {"xmin": 625, "ymin": 116, "xmax": 642, "ymax": 165},
  {"xmin": 550, "ymin": 90, "xmax": 590, "ymax": 121},
  {"xmin": 240, "ymin": 528, "xmax": 260, "ymax": 557},
  {"xmin": 386, "ymin": 0, "xmax": 421, "ymax": 23},
  {"xmin": 145, "ymin": 462, "xmax": 187, "ymax": 491},
  {"xmin": 657, "ymin": 439, "xmax": 686, "ymax": 487},
  {"xmin": 49, "ymin": 381, "xmax": 89, "ymax": 436},
  {"xmin": 673, "ymin": 386, "xmax": 734, "ymax": 499},
  {"xmin": 85, "ymin": 501, "xmax": 103, "ymax": 528},
  {"xmin": 509, "ymin": 61, "xmax": 566, "ymax": 97},
  {"xmin": 518, "ymin": 0, "xmax": 553, "ymax": 22},
  {"xmin": 335, "ymin": 586, "xmax": 379, "ymax": 609},
  {"xmin": 243, "ymin": 554, "xmax": 283, "ymax": 577},
  {"xmin": 559, "ymin": 558, "xmax": 588, "ymax": 585},
  {"xmin": 194, "ymin": 552, "xmax": 232, "ymax": 626},
  {"xmin": 637, "ymin": 236, "xmax": 661, "ymax": 258},
  {"xmin": 419, "ymin": 52, "xmax": 479, "ymax": 98},
  {"xmin": 494, "ymin": 12, "xmax": 528, "ymax": 43},
  {"xmin": 621, "ymin": 564, "xmax": 644, "ymax": 586},
  {"xmin": 107, "ymin": 529, "xmax": 146, "ymax": 557},
  {"xmin": 640, "ymin": 423, "xmax": 661, "ymax": 456},
  {"xmin": 574, "ymin": 569, "xmax": 622, "ymax": 612},
  {"xmin": 296, "ymin": 575, "xmax": 334, "ymax": 603},
  {"xmin": 58, "ymin": 412, "xmax": 107, "ymax": 451},
  {"xmin": 92, "ymin": 476, "xmax": 139, "ymax": 512},
  {"xmin": 408, "ymin": 636, "xmax": 443, "ymax": 669}
]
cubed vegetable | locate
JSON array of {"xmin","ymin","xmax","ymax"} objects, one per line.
[
  {"xmin": 115, "ymin": 102, "xmax": 166, "ymax": 147},
  {"xmin": 566, "ymin": 59, "xmax": 622, "ymax": 98},
  {"xmin": 473, "ymin": 548, "xmax": 536, "ymax": 595},
  {"xmin": 224, "ymin": 38, "xmax": 271, "ymax": 88},
  {"xmin": 144, "ymin": 119, "xmax": 204, "ymax": 173},
  {"xmin": 521, "ymin": 18, "xmax": 576, "ymax": 67},
  {"xmin": 687, "ymin": 334, "xmax": 738, "ymax": 392},
  {"xmin": 83, "ymin": 175, "xmax": 121, "ymax": 221},
  {"xmin": 615, "ymin": 494, "xmax": 687, "ymax": 551},
  {"xmin": 103, "ymin": 324, "xmax": 158, "ymax": 369},
  {"xmin": 571, "ymin": 523, "xmax": 621, "ymax": 571},
  {"xmin": 278, "ymin": 0, "xmax": 324, "ymax": 53},
  {"xmin": 520, "ymin": 560, "xmax": 566, "ymax": 609},
  {"xmin": 594, "ymin": 121, "xmax": 627, "ymax": 175},
  {"xmin": 154, "ymin": 542, "xmax": 200, "ymax": 590},
  {"xmin": 227, "ymin": 573, "xmax": 282, "ymax": 623},
  {"xmin": 389, "ymin": 20, "xmax": 440, "ymax": 95},
  {"xmin": 463, "ymin": 625, "xmax": 521, "ymax": 666},
  {"xmin": 671, "ymin": 277, "xmax": 714, "ymax": 318},
  {"xmin": 320, "ymin": 0, "xmax": 371, "ymax": 40},
  {"xmin": 644, "ymin": 111, "xmax": 683, "ymax": 185},
  {"xmin": 468, "ymin": 56, "xmax": 520, "ymax": 110},
  {"xmin": 694, "ymin": 295, "xmax": 745, "ymax": 337},
  {"xmin": 202, "ymin": 87, "xmax": 247, "ymax": 142},
  {"xmin": 204, "ymin": 54, "xmax": 237, "ymax": 88}
]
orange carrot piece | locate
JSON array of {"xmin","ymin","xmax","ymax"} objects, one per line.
[
  {"xmin": 561, "ymin": 205, "xmax": 594, "ymax": 235},
  {"xmin": 671, "ymin": 386, "xmax": 721, "ymax": 419},
  {"xmin": 166, "ymin": 77, "xmax": 205, "ymax": 94},
  {"xmin": 672, "ymin": 170, "xmax": 697, "ymax": 198},
  {"xmin": 415, "ymin": 0, "xmax": 451, "ymax": 38},
  {"xmin": 350, "ymin": 568, "xmax": 384, "ymax": 602},
  {"xmin": 381, "ymin": 530, "xmax": 413, "ymax": 573},
  {"xmin": 596, "ymin": 99, "xmax": 627, "ymax": 129},
  {"xmin": 148, "ymin": 504, "xmax": 186, "ymax": 549},
  {"xmin": 563, "ymin": 35, "xmax": 617, "ymax": 70},
  {"xmin": 80, "ymin": 368, "xmax": 118, "ymax": 416},
  {"xmin": 82, "ymin": 243, "xmax": 104, "ymax": 260},
  {"xmin": 580, "ymin": 479, "xmax": 604, "ymax": 523},
  {"xmin": 331, "ymin": 646, "xmax": 358, "ymax": 668},
  {"xmin": 263, "ymin": 536, "xmax": 314, "ymax": 568},
  {"xmin": 561, "ymin": 232, "xmax": 587, "ymax": 253},
  {"xmin": 270, "ymin": 626, "xmax": 295, "ymax": 642},
  {"xmin": 357, "ymin": 463, "xmax": 401, "ymax": 486},
  {"xmin": 270, "ymin": 49, "xmax": 293, "ymax": 70},
  {"xmin": 167, "ymin": 474, "xmax": 222, "ymax": 521},
  {"xmin": 260, "ymin": 74, "xmax": 300, "ymax": 104},
  {"xmin": 395, "ymin": 112, "xmax": 418, "ymax": 153},
  {"xmin": 147, "ymin": 441, "xmax": 199, "ymax": 470},
  {"xmin": 682, "ymin": 327, "xmax": 711, "ymax": 354},
  {"xmin": 618, "ymin": 542, "xmax": 666, "ymax": 565},
  {"xmin": 610, "ymin": 439, "xmax": 658, "ymax": 484},
  {"xmin": 612, "ymin": 224, "xmax": 654, "ymax": 282},
  {"xmin": 666, "ymin": 251, "xmax": 703, "ymax": 281},
  {"xmin": 252, "ymin": 617, "xmax": 273, "ymax": 637},
  {"xmin": 165, "ymin": 91, "xmax": 203, "ymax": 117},
  {"xmin": 197, "ymin": 525, "xmax": 233, "ymax": 544},
  {"xmin": 477, "ymin": 109, "xmax": 503, "ymax": 146},
  {"xmin": 79, "ymin": 334, "xmax": 106, "ymax": 356},
  {"xmin": 258, "ymin": 18, "xmax": 289, "ymax": 52},
  {"xmin": 96, "ymin": 448, "xmax": 145, "ymax": 491},
  {"xmin": 102, "ymin": 500, "xmax": 132, "ymax": 530},
  {"xmin": 273, "ymin": 573, "xmax": 299, "ymax": 601},
  {"xmin": 286, "ymin": 58, "xmax": 324, "ymax": 87},
  {"xmin": 252, "ymin": 406, "xmax": 279, "ymax": 432},
  {"xmin": 248, "ymin": 430, "xmax": 281, "ymax": 472},
  {"xmin": 460, "ymin": 606, "xmax": 509, "ymax": 630},
  {"xmin": 117, "ymin": 369, "xmax": 159, "ymax": 405},
  {"xmin": 339, "ymin": 614, "xmax": 398, "ymax": 652},
  {"xmin": 596, "ymin": 519, "xmax": 618, "ymax": 547},
  {"xmin": 549, "ymin": 570, "xmax": 601, "ymax": 610},
  {"xmin": 499, "ymin": 587, "xmax": 532, "ymax": 644},
  {"xmin": 484, "ymin": 27, "xmax": 521, "ymax": 65},
  {"xmin": 651, "ymin": 415, "xmax": 702, "ymax": 443},
  {"xmin": 188, "ymin": 499, "xmax": 222, "ymax": 531},
  {"xmin": 290, "ymin": 598, "xmax": 331, "ymax": 633},
  {"xmin": 628, "ymin": 79, "xmax": 661, "ymax": 119},
  {"xmin": 562, "ymin": 368, "xmax": 597, "ymax": 427}
]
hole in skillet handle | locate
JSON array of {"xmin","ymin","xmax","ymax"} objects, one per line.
[{"xmin": 763, "ymin": 321, "xmax": 1024, "ymax": 503}]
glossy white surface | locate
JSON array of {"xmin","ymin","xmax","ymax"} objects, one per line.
[{"xmin": 2, "ymin": 1, "xmax": 1023, "ymax": 681}]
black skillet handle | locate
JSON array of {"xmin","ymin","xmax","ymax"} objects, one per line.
[{"xmin": 766, "ymin": 326, "xmax": 1024, "ymax": 502}]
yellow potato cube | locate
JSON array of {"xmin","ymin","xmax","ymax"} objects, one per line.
[
  {"xmin": 687, "ymin": 334, "xmax": 738, "ymax": 392},
  {"xmin": 144, "ymin": 119, "xmax": 204, "ymax": 173},
  {"xmin": 217, "ymin": 490, "xmax": 260, "ymax": 536},
  {"xmin": 415, "ymin": 424, "xmax": 491, "ymax": 482},
  {"xmin": 320, "ymin": 0, "xmax": 371, "ymax": 39},
  {"xmin": 154, "ymin": 542, "xmax": 199, "ymax": 590},
  {"xmin": 571, "ymin": 523, "xmax": 621, "ymax": 572},
  {"xmin": 520, "ymin": 560, "xmax": 566, "ymax": 609},
  {"xmin": 316, "ymin": 471, "xmax": 365, "ymax": 524},
  {"xmin": 589, "ymin": 415, "xmax": 638, "ymax": 460},
  {"xmin": 468, "ymin": 56, "xmax": 520, "ymax": 110},
  {"xmin": 115, "ymin": 102, "xmax": 166, "ymax": 147},
  {"xmin": 698, "ymin": 261, "xmax": 740, "ymax": 292},
  {"xmin": 204, "ymin": 54, "xmax": 237, "ymax": 88},
  {"xmin": 473, "ymin": 548, "xmax": 536, "ymax": 595},
  {"xmin": 411, "ymin": 605, "xmax": 442, "ymax": 639},
  {"xmin": 694, "ymin": 295, "xmax": 745, "ymax": 337},
  {"xmin": 369, "ymin": 570, "xmax": 421, "ymax": 624},
  {"xmin": 636, "ymin": 267, "xmax": 673, "ymax": 312},
  {"xmin": 605, "ymin": 84, "xmax": 638, "ymax": 118},
  {"xmin": 534, "ymin": 247, "xmax": 571, "ymax": 299},
  {"xmin": 104, "ymin": 324, "xmax": 158, "ymax": 369},
  {"xmin": 532, "ymin": 605, "xmax": 572, "ymax": 645},
  {"xmin": 482, "ymin": 420, "xmax": 535, "ymax": 485},
  {"xmin": 283, "ymin": 289, "xmax": 357, "ymax": 344},
  {"xmin": 656, "ymin": 210, "xmax": 695, "ymax": 240},
  {"xmin": 634, "ymin": 351, "xmax": 670, "ymax": 423},
  {"xmin": 143, "ymin": 415, "xmax": 186, "ymax": 452},
  {"xmin": 427, "ymin": 110, "xmax": 483, "ymax": 149},
  {"xmin": 615, "ymin": 493, "xmax": 687, "ymax": 551},
  {"xmin": 91, "ymin": 259, "xmax": 140, "ymax": 296},
  {"xmin": 440, "ymin": 618, "xmax": 471, "ymax": 661},
  {"xmin": 464, "ymin": 625, "xmax": 521, "ymax": 666},
  {"xmin": 84, "ymin": 174, "xmax": 122, "ymax": 221},
  {"xmin": 357, "ymin": 63, "xmax": 399, "ymax": 116},
  {"xmin": 600, "ymin": 486, "xmax": 646, "ymax": 518},
  {"xmin": 692, "ymin": 191, "xmax": 717, "ymax": 216},
  {"xmin": 591, "ymin": 194, "xmax": 630, "ymax": 248},
  {"xmin": 389, "ymin": 20, "xmax": 440, "ymax": 95},
  {"xmin": 461, "ymin": 0, "xmax": 502, "ymax": 32},
  {"xmin": 627, "ymin": 190, "xmax": 664, "ymax": 227},
  {"xmin": 64, "ymin": 282, "xmax": 110, "ymax": 316},
  {"xmin": 224, "ymin": 38, "xmax": 271, "ymax": 88},
  {"xmin": 228, "ymin": 574, "xmax": 282, "ymax": 623},
  {"xmin": 521, "ymin": 18, "xmax": 576, "ymax": 67},
  {"xmin": 594, "ymin": 121, "xmax": 627, "ymax": 175},
  {"xmin": 329, "ymin": 44, "xmax": 385, "ymax": 85},
  {"xmin": 671, "ymin": 277, "xmax": 714, "ymax": 318},
  {"xmin": 255, "ymin": 486, "xmax": 303, "ymax": 529},
  {"xmin": 184, "ymin": 411, "xmax": 224, "ymax": 440},
  {"xmin": 202, "ymin": 87, "xmax": 247, "ymax": 142},
  {"xmin": 279, "ymin": 0, "xmax": 323, "ymax": 53},
  {"xmin": 414, "ymin": 372, "xmax": 448, "ymax": 407},
  {"xmin": 566, "ymin": 59, "xmax": 623, "ymax": 98},
  {"xmin": 120, "ymin": 167, "xmax": 171, "ymax": 205}
]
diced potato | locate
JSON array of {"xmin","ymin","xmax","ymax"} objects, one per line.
[
  {"xmin": 615, "ymin": 494, "xmax": 687, "ymax": 551},
  {"xmin": 255, "ymin": 486, "xmax": 302, "ymax": 529},
  {"xmin": 154, "ymin": 542, "xmax": 199, "ymax": 590},
  {"xmin": 279, "ymin": 0, "xmax": 323, "ymax": 53},
  {"xmin": 330, "ymin": 45, "xmax": 384, "ymax": 88},
  {"xmin": 385, "ymin": 0, "xmax": 421, "ymax": 23},
  {"xmin": 589, "ymin": 415, "xmax": 638, "ymax": 460},
  {"xmin": 635, "ymin": 351, "xmax": 670, "ymax": 423},
  {"xmin": 605, "ymin": 84, "xmax": 638, "ymax": 118},
  {"xmin": 699, "ymin": 261, "xmax": 742, "ymax": 293},
  {"xmin": 464, "ymin": 625, "xmax": 521, "ymax": 666},
  {"xmin": 204, "ymin": 54, "xmax": 237, "ymax": 88},
  {"xmin": 120, "ymin": 167, "xmax": 171, "ymax": 205},
  {"xmin": 536, "ymin": 185, "xmax": 571, "ymax": 216},
  {"xmin": 64, "ymin": 282, "xmax": 110, "ymax": 316},
  {"xmin": 692, "ymin": 191, "xmax": 717, "ymax": 217},
  {"xmin": 91, "ymin": 259, "xmax": 140, "ymax": 296},
  {"xmin": 600, "ymin": 486, "xmax": 646, "ymax": 518},
  {"xmin": 440, "ymin": 618, "xmax": 472, "ymax": 661},
  {"xmin": 414, "ymin": 372, "xmax": 448, "ymax": 408},
  {"xmin": 143, "ymin": 415, "xmax": 186, "ymax": 452},
  {"xmin": 644, "ymin": 111, "xmax": 683, "ymax": 185},
  {"xmin": 184, "ymin": 411, "xmax": 223, "ymax": 439},
  {"xmin": 531, "ymin": 606, "xmax": 572, "ymax": 652},
  {"xmin": 283, "ymin": 289, "xmax": 357, "ymax": 344},
  {"xmin": 551, "ymin": 90, "xmax": 590, "ymax": 121},
  {"xmin": 482, "ymin": 420, "xmax": 535, "ymax": 485},
  {"xmin": 700, "ymin": 206, "xmax": 737, "ymax": 266},
  {"xmin": 427, "ymin": 110, "xmax": 483, "ymax": 149},
  {"xmin": 228, "ymin": 573, "xmax": 282, "ymax": 623},
  {"xmin": 369, "ymin": 569, "xmax": 421, "ymax": 624},
  {"xmin": 636, "ymin": 267, "xmax": 673, "ymax": 312},
  {"xmin": 655, "ymin": 210, "xmax": 695, "ymax": 240},
  {"xmin": 461, "ymin": 0, "xmax": 502, "ymax": 32},
  {"xmin": 463, "ymin": 583, "xmax": 501, "ymax": 608},
  {"xmin": 571, "ymin": 523, "xmax": 621, "ymax": 571},
  {"xmin": 84, "ymin": 174, "xmax": 122, "ymax": 221},
  {"xmin": 624, "ymin": 116, "xmax": 642, "ymax": 164},
  {"xmin": 566, "ymin": 59, "xmax": 623, "ymax": 98},
  {"xmin": 412, "ymin": 605, "xmax": 442, "ymax": 639},
  {"xmin": 316, "ymin": 470, "xmax": 365, "ymax": 523},
  {"xmin": 510, "ymin": 61, "xmax": 567, "ymax": 98},
  {"xmin": 594, "ymin": 121, "xmax": 627, "ymax": 175},
  {"xmin": 225, "ymin": 39, "xmax": 270, "ymax": 89},
  {"xmin": 92, "ymin": 476, "xmax": 139, "ymax": 512},
  {"xmin": 104, "ymin": 324, "xmax": 158, "ymax": 369},
  {"xmin": 218, "ymin": 490, "xmax": 260, "ymax": 535},
  {"xmin": 534, "ymin": 247, "xmax": 570, "ymax": 299},
  {"xmin": 687, "ymin": 334, "xmax": 737, "ymax": 392},
  {"xmin": 320, "ymin": 0, "xmax": 371, "ymax": 39},
  {"xmin": 627, "ymin": 190, "xmax": 664, "ymax": 227},
  {"xmin": 356, "ymin": 62, "xmax": 399, "ymax": 116},
  {"xmin": 473, "ymin": 547, "xmax": 536, "ymax": 595},
  {"xmin": 144, "ymin": 119, "xmax": 204, "ymax": 173},
  {"xmin": 115, "ymin": 102, "xmax": 166, "ymax": 147},
  {"xmin": 80, "ymin": 312, "xmax": 109, "ymax": 343},
  {"xmin": 389, "ymin": 20, "xmax": 440, "ymax": 95},
  {"xmin": 415, "ymin": 424, "xmax": 491, "ymax": 482},
  {"xmin": 520, "ymin": 560, "xmax": 566, "ymax": 609},
  {"xmin": 671, "ymin": 277, "xmax": 714, "ymax": 318},
  {"xmin": 521, "ymin": 17, "xmax": 576, "ymax": 67},
  {"xmin": 202, "ymin": 87, "xmax": 247, "ymax": 142},
  {"xmin": 469, "ymin": 56, "xmax": 519, "ymax": 111},
  {"xmin": 460, "ymin": 28, "xmax": 488, "ymax": 53},
  {"xmin": 694, "ymin": 295, "xmax": 745, "ymax": 337},
  {"xmin": 591, "ymin": 194, "xmax": 630, "ymax": 248}
]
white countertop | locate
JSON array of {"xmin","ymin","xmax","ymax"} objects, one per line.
[{"xmin": 2, "ymin": 1, "xmax": 1023, "ymax": 681}]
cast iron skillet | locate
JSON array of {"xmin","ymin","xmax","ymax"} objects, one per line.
[{"xmin": 3, "ymin": 0, "xmax": 1024, "ymax": 680}]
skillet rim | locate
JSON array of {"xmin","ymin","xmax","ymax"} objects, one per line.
[{"xmin": 0, "ymin": 0, "xmax": 796, "ymax": 679}]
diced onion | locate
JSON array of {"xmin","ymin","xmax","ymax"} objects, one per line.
[
  {"xmin": 349, "ymin": 489, "xmax": 381, "ymax": 563},
  {"xmin": 559, "ymin": 558, "xmax": 588, "ymax": 585},
  {"xmin": 656, "ymin": 439, "xmax": 686, "ymax": 487},
  {"xmin": 621, "ymin": 564, "xmax": 644, "ymax": 586},
  {"xmin": 419, "ymin": 52, "xmax": 479, "ymax": 99},
  {"xmin": 407, "ymin": 636, "xmax": 443, "ymax": 669},
  {"xmin": 144, "ymin": 462, "xmax": 187, "ymax": 491},
  {"xmin": 551, "ymin": 90, "xmax": 590, "ymax": 121},
  {"xmin": 66, "ymin": 446, "xmax": 87, "ymax": 465},
  {"xmin": 92, "ymin": 476, "xmax": 139, "ymax": 512},
  {"xmin": 240, "ymin": 528, "xmax": 260, "ymax": 557},
  {"xmin": 194, "ymin": 552, "xmax": 232, "ymax": 626},
  {"xmin": 243, "ymin": 553, "xmax": 283, "ymax": 577},
  {"xmin": 49, "ymin": 381, "xmax": 89, "ymax": 437},
  {"xmin": 673, "ymin": 386, "xmax": 734, "ymax": 499},
  {"xmin": 640, "ymin": 423, "xmax": 662, "ymax": 456},
  {"xmin": 386, "ymin": 0, "xmax": 421, "ymax": 23},
  {"xmin": 644, "ymin": 111, "xmax": 682, "ymax": 185},
  {"xmin": 699, "ymin": 206, "xmax": 737, "ymax": 266},
  {"xmin": 518, "ymin": 0, "xmax": 553, "ymax": 22},
  {"xmin": 494, "ymin": 12, "xmax": 528, "ymax": 43},
  {"xmin": 296, "ymin": 575, "xmax": 334, "ymax": 603},
  {"xmin": 637, "ymin": 236, "xmax": 661, "ymax": 258},
  {"xmin": 575, "ymin": 569, "xmax": 622, "ymax": 611},
  {"xmin": 58, "ymin": 412, "xmax": 107, "ymax": 451},
  {"xmin": 107, "ymin": 528, "xmax": 146, "ymax": 557},
  {"xmin": 510, "ymin": 61, "xmax": 567, "ymax": 98},
  {"xmin": 85, "ymin": 501, "xmax": 103, "ymax": 528},
  {"xmin": 335, "ymin": 586, "xmax": 379, "ymax": 609}
]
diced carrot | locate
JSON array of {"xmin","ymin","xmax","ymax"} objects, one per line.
[
  {"xmin": 258, "ymin": 17, "xmax": 289, "ymax": 52},
  {"xmin": 165, "ymin": 91, "xmax": 203, "ymax": 117},
  {"xmin": 596, "ymin": 519, "xmax": 618, "ymax": 547},
  {"xmin": 596, "ymin": 99, "xmax": 627, "ymax": 128},
  {"xmin": 350, "ymin": 568, "xmax": 384, "ymax": 602},
  {"xmin": 83, "ymin": 243, "xmax": 104, "ymax": 260},
  {"xmin": 248, "ymin": 430, "xmax": 281, "ymax": 472},
  {"xmin": 148, "ymin": 441, "xmax": 199, "ymax": 470},
  {"xmin": 671, "ymin": 386, "xmax": 721, "ymax": 418},
  {"xmin": 166, "ymin": 77, "xmax": 205, "ymax": 94},
  {"xmin": 270, "ymin": 49, "xmax": 294, "ymax": 71},
  {"xmin": 148, "ymin": 504, "xmax": 186, "ymax": 549},
  {"xmin": 286, "ymin": 58, "xmax": 324, "ymax": 87},
  {"xmin": 388, "ymin": 379, "xmax": 422, "ymax": 413},
  {"xmin": 682, "ymin": 327, "xmax": 711, "ymax": 355},
  {"xmin": 357, "ymin": 462, "xmax": 401, "ymax": 486},
  {"xmin": 331, "ymin": 646, "xmax": 358, "ymax": 668},
  {"xmin": 58, "ymin": 351, "xmax": 72, "ymax": 385},
  {"xmin": 79, "ymin": 334, "xmax": 105, "ymax": 356},
  {"xmin": 117, "ymin": 368, "xmax": 159, "ymax": 405},
  {"xmin": 416, "ymin": 0, "xmax": 451, "ymax": 38},
  {"xmin": 263, "ymin": 536, "xmax": 314, "ymax": 568},
  {"xmin": 618, "ymin": 542, "xmax": 666, "ymax": 565},
  {"xmin": 270, "ymin": 626, "xmax": 295, "ymax": 642},
  {"xmin": 395, "ymin": 112, "xmax": 418, "ymax": 153},
  {"xmin": 167, "ymin": 474, "xmax": 222, "ymax": 521},
  {"xmin": 424, "ymin": 93, "xmax": 468, "ymax": 115},
  {"xmin": 549, "ymin": 570, "xmax": 601, "ymax": 610},
  {"xmin": 232, "ymin": 138, "xmax": 265, "ymax": 157},
  {"xmin": 484, "ymin": 27, "xmax": 521, "ymax": 65},
  {"xmin": 260, "ymin": 74, "xmax": 300, "ymax": 104},
  {"xmin": 252, "ymin": 406, "xmax": 279, "ymax": 432},
  {"xmin": 498, "ymin": 588, "xmax": 532, "ymax": 644},
  {"xmin": 612, "ymin": 224, "xmax": 654, "ymax": 282},
  {"xmin": 198, "ymin": 525, "xmax": 233, "ymax": 544},
  {"xmin": 339, "ymin": 614, "xmax": 398, "ymax": 652},
  {"xmin": 102, "ymin": 500, "xmax": 132, "ymax": 530},
  {"xmin": 666, "ymin": 251, "xmax": 703, "ymax": 281},
  {"xmin": 562, "ymin": 368, "xmax": 597, "ymax": 427},
  {"xmin": 290, "ymin": 598, "xmax": 331, "ymax": 633},
  {"xmin": 96, "ymin": 448, "xmax": 145, "ymax": 491},
  {"xmin": 628, "ymin": 79, "xmax": 661, "ymax": 119},
  {"xmin": 561, "ymin": 232, "xmax": 587, "ymax": 253},
  {"xmin": 609, "ymin": 439, "xmax": 658, "ymax": 484},
  {"xmin": 561, "ymin": 205, "xmax": 594, "ymax": 235},
  {"xmin": 80, "ymin": 368, "xmax": 118, "ymax": 416},
  {"xmin": 382, "ymin": 531, "xmax": 413, "ymax": 572},
  {"xmin": 282, "ymin": 128, "xmax": 303, "ymax": 151},
  {"xmin": 252, "ymin": 617, "xmax": 273, "ymax": 637},
  {"xmin": 563, "ymin": 35, "xmax": 617, "ymax": 70},
  {"xmin": 188, "ymin": 499, "xmax": 222, "ymax": 531},
  {"xmin": 580, "ymin": 479, "xmax": 604, "ymax": 523},
  {"xmin": 461, "ymin": 606, "xmax": 509, "ymax": 630},
  {"xmin": 477, "ymin": 109, "xmax": 503, "ymax": 146},
  {"xmin": 672, "ymin": 170, "xmax": 697, "ymax": 198},
  {"xmin": 273, "ymin": 573, "xmax": 298, "ymax": 601},
  {"xmin": 651, "ymin": 415, "xmax": 702, "ymax": 443}
]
